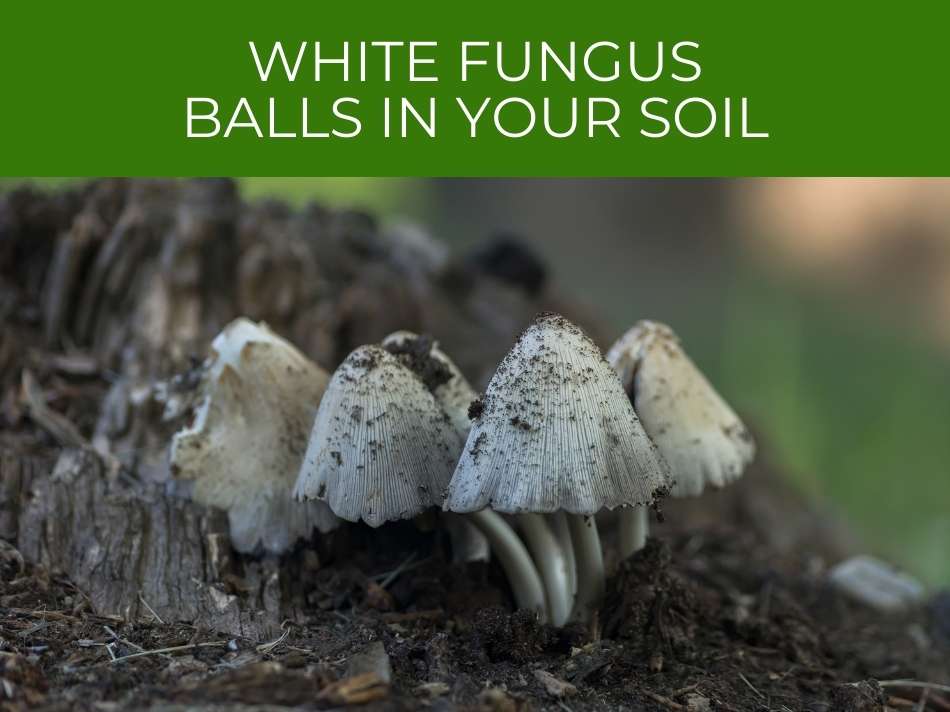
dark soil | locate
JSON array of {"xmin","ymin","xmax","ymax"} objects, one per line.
[
  {"xmin": 383, "ymin": 335, "xmax": 453, "ymax": 393},
  {"xmin": 3, "ymin": 525, "xmax": 949, "ymax": 711},
  {"xmin": 1, "ymin": 180, "xmax": 948, "ymax": 711}
]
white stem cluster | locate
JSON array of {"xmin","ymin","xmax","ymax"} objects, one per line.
[{"xmin": 463, "ymin": 510, "xmax": 605, "ymax": 626}]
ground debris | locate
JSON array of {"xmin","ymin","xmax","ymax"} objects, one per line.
[
  {"xmin": 533, "ymin": 669, "xmax": 577, "ymax": 698},
  {"xmin": 477, "ymin": 687, "xmax": 528, "ymax": 712},
  {"xmin": 830, "ymin": 680, "xmax": 886, "ymax": 712},
  {"xmin": 315, "ymin": 671, "xmax": 390, "ymax": 706},
  {"xmin": 169, "ymin": 661, "xmax": 322, "ymax": 707},
  {"xmin": 0, "ymin": 653, "xmax": 48, "ymax": 710}
]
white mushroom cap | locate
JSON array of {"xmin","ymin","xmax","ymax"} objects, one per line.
[
  {"xmin": 170, "ymin": 317, "xmax": 339, "ymax": 554},
  {"xmin": 381, "ymin": 330, "xmax": 478, "ymax": 438},
  {"xmin": 380, "ymin": 331, "xmax": 490, "ymax": 563},
  {"xmin": 606, "ymin": 320, "xmax": 755, "ymax": 498},
  {"xmin": 445, "ymin": 313, "xmax": 671, "ymax": 515},
  {"xmin": 294, "ymin": 345, "xmax": 463, "ymax": 527}
]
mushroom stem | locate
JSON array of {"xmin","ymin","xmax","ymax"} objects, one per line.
[
  {"xmin": 567, "ymin": 514, "xmax": 605, "ymax": 621},
  {"xmin": 518, "ymin": 513, "xmax": 573, "ymax": 626},
  {"xmin": 618, "ymin": 506, "xmax": 649, "ymax": 560},
  {"xmin": 442, "ymin": 512, "xmax": 490, "ymax": 563},
  {"xmin": 550, "ymin": 511, "xmax": 577, "ymax": 600},
  {"xmin": 468, "ymin": 509, "xmax": 548, "ymax": 621}
]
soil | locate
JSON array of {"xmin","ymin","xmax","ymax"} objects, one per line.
[
  {"xmin": 1, "ymin": 180, "xmax": 948, "ymax": 711},
  {"xmin": 383, "ymin": 335, "xmax": 454, "ymax": 393},
  {"xmin": 3, "ymin": 527, "xmax": 949, "ymax": 711}
]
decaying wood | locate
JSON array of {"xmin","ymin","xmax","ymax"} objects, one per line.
[
  {"xmin": 8, "ymin": 448, "xmax": 288, "ymax": 638},
  {"xmin": 0, "ymin": 450, "xmax": 53, "ymax": 542}
]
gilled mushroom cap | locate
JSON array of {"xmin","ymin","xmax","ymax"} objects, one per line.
[
  {"xmin": 294, "ymin": 345, "xmax": 463, "ymax": 527},
  {"xmin": 445, "ymin": 313, "xmax": 671, "ymax": 515},
  {"xmin": 381, "ymin": 330, "xmax": 477, "ymax": 438},
  {"xmin": 170, "ymin": 317, "xmax": 339, "ymax": 554},
  {"xmin": 606, "ymin": 320, "xmax": 755, "ymax": 497}
]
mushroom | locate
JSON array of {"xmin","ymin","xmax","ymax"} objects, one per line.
[
  {"xmin": 446, "ymin": 313, "xmax": 671, "ymax": 623},
  {"xmin": 170, "ymin": 317, "xmax": 339, "ymax": 554},
  {"xmin": 381, "ymin": 330, "xmax": 490, "ymax": 563},
  {"xmin": 294, "ymin": 344, "xmax": 463, "ymax": 527},
  {"xmin": 607, "ymin": 320, "xmax": 755, "ymax": 558}
]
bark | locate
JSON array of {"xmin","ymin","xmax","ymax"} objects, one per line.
[{"xmin": 4, "ymin": 447, "xmax": 287, "ymax": 637}]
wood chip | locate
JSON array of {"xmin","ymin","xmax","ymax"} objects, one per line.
[
  {"xmin": 316, "ymin": 671, "xmax": 389, "ymax": 706},
  {"xmin": 534, "ymin": 669, "xmax": 577, "ymax": 698},
  {"xmin": 415, "ymin": 681, "xmax": 450, "ymax": 698}
]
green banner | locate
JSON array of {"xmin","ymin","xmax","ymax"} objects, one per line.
[{"xmin": 2, "ymin": 2, "xmax": 947, "ymax": 176}]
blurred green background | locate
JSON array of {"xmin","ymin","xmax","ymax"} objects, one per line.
[{"xmin": 6, "ymin": 177, "xmax": 949, "ymax": 585}]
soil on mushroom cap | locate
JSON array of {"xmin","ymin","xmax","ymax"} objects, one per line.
[{"xmin": 382, "ymin": 334, "xmax": 453, "ymax": 393}]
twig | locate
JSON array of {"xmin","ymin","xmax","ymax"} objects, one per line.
[
  {"xmin": 916, "ymin": 687, "xmax": 930, "ymax": 712},
  {"xmin": 110, "ymin": 640, "xmax": 229, "ymax": 663},
  {"xmin": 670, "ymin": 682, "xmax": 701, "ymax": 698},
  {"xmin": 138, "ymin": 593, "xmax": 165, "ymax": 624},
  {"xmin": 738, "ymin": 672, "xmax": 765, "ymax": 700},
  {"xmin": 256, "ymin": 624, "xmax": 291, "ymax": 655},
  {"xmin": 9, "ymin": 608, "xmax": 80, "ymax": 623},
  {"xmin": 104, "ymin": 625, "xmax": 147, "ymax": 654},
  {"xmin": 16, "ymin": 621, "xmax": 51, "ymax": 638},
  {"xmin": 377, "ymin": 551, "xmax": 419, "ymax": 589}
]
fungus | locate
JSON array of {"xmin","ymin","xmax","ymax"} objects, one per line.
[
  {"xmin": 382, "ymin": 330, "xmax": 490, "ymax": 563},
  {"xmin": 446, "ymin": 312, "xmax": 671, "ymax": 623},
  {"xmin": 169, "ymin": 317, "xmax": 339, "ymax": 555},
  {"xmin": 293, "ymin": 344, "xmax": 462, "ymax": 527},
  {"xmin": 607, "ymin": 320, "xmax": 755, "ymax": 558}
]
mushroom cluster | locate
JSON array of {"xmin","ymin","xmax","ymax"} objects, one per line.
[{"xmin": 170, "ymin": 313, "xmax": 754, "ymax": 626}]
